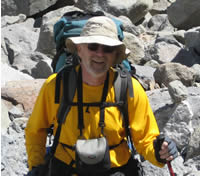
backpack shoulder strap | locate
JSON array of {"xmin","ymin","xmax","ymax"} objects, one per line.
[
  {"xmin": 114, "ymin": 69, "xmax": 134, "ymax": 102},
  {"xmin": 114, "ymin": 69, "xmax": 137, "ymax": 156},
  {"xmin": 49, "ymin": 65, "xmax": 78, "ymax": 157}
]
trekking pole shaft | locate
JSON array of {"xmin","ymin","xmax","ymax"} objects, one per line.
[{"xmin": 167, "ymin": 161, "xmax": 175, "ymax": 176}]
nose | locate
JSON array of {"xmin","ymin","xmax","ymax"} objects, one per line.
[{"xmin": 95, "ymin": 45, "xmax": 105, "ymax": 56}]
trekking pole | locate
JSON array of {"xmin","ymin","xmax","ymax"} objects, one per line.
[
  {"xmin": 167, "ymin": 161, "xmax": 176, "ymax": 176},
  {"xmin": 157, "ymin": 134, "xmax": 176, "ymax": 176}
]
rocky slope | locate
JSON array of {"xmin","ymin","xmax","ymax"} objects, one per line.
[{"xmin": 1, "ymin": 0, "xmax": 200, "ymax": 175}]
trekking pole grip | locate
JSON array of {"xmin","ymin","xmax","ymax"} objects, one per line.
[{"xmin": 156, "ymin": 134, "xmax": 176, "ymax": 176}]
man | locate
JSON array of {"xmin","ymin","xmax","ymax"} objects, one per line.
[{"xmin": 25, "ymin": 16, "xmax": 178, "ymax": 176}]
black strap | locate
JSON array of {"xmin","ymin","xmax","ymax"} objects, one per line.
[
  {"xmin": 51, "ymin": 47, "xmax": 65, "ymax": 72},
  {"xmin": 99, "ymin": 72, "xmax": 109, "ymax": 135},
  {"xmin": 77, "ymin": 68, "xmax": 84, "ymax": 136},
  {"xmin": 49, "ymin": 123, "xmax": 62, "ymax": 156},
  {"xmin": 51, "ymin": 65, "xmax": 78, "ymax": 157},
  {"xmin": 77, "ymin": 68, "xmax": 110, "ymax": 136}
]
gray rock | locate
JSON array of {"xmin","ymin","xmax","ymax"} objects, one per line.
[
  {"xmin": 185, "ymin": 27, "xmax": 200, "ymax": 55},
  {"xmin": 123, "ymin": 32, "xmax": 145, "ymax": 65},
  {"xmin": 192, "ymin": 64, "xmax": 200, "ymax": 82},
  {"xmin": 186, "ymin": 126, "xmax": 200, "ymax": 161},
  {"xmin": 36, "ymin": 6, "xmax": 82, "ymax": 57},
  {"xmin": 150, "ymin": 0, "xmax": 171, "ymax": 16},
  {"xmin": 168, "ymin": 80, "xmax": 188, "ymax": 103},
  {"xmin": 31, "ymin": 59, "xmax": 53, "ymax": 78},
  {"xmin": 1, "ymin": 14, "xmax": 26, "ymax": 28},
  {"xmin": 1, "ymin": 0, "xmax": 57, "ymax": 16},
  {"xmin": 1, "ymin": 63, "xmax": 33, "ymax": 87},
  {"xmin": 163, "ymin": 100, "xmax": 194, "ymax": 148},
  {"xmin": 9, "ymin": 105, "xmax": 24, "ymax": 119},
  {"xmin": 145, "ymin": 41, "xmax": 181, "ymax": 64},
  {"xmin": 154, "ymin": 63, "xmax": 196, "ymax": 87},
  {"xmin": 144, "ymin": 59, "xmax": 160, "ymax": 68},
  {"xmin": 167, "ymin": 0, "xmax": 200, "ymax": 29},
  {"xmin": 147, "ymin": 14, "xmax": 174, "ymax": 32},
  {"xmin": 172, "ymin": 48, "xmax": 200, "ymax": 67},
  {"xmin": 1, "ymin": 100, "xmax": 11, "ymax": 135},
  {"xmin": 1, "ymin": 18, "xmax": 40, "ymax": 66}
]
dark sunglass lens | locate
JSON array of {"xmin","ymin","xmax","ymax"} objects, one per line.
[
  {"xmin": 88, "ymin": 43, "xmax": 99, "ymax": 51},
  {"xmin": 103, "ymin": 46, "xmax": 116, "ymax": 53}
]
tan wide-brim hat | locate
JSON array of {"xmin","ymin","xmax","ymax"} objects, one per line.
[{"xmin": 65, "ymin": 16, "xmax": 130, "ymax": 64}]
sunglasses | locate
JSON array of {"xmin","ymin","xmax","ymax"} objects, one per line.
[{"xmin": 87, "ymin": 43, "xmax": 117, "ymax": 53}]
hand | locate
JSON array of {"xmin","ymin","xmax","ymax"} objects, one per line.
[
  {"xmin": 159, "ymin": 141, "xmax": 175, "ymax": 161},
  {"xmin": 154, "ymin": 135, "xmax": 178, "ymax": 164}
]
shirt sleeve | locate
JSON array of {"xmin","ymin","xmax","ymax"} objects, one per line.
[
  {"xmin": 128, "ymin": 78, "xmax": 164, "ymax": 167},
  {"xmin": 25, "ymin": 74, "xmax": 58, "ymax": 170}
]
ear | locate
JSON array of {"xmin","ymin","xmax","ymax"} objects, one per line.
[
  {"xmin": 76, "ymin": 44, "xmax": 81, "ymax": 52},
  {"xmin": 76, "ymin": 44, "xmax": 82, "ymax": 59}
]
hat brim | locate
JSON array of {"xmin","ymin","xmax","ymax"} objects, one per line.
[{"xmin": 65, "ymin": 36, "xmax": 129, "ymax": 64}]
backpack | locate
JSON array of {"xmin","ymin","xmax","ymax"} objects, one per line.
[{"xmin": 51, "ymin": 10, "xmax": 134, "ymax": 73}]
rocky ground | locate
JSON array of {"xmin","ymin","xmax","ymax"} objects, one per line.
[{"xmin": 1, "ymin": 0, "xmax": 200, "ymax": 175}]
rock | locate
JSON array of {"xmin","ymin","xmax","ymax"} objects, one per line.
[
  {"xmin": 168, "ymin": 80, "xmax": 188, "ymax": 103},
  {"xmin": 123, "ymin": 32, "xmax": 145, "ymax": 64},
  {"xmin": 172, "ymin": 48, "xmax": 200, "ymax": 67},
  {"xmin": 167, "ymin": 0, "xmax": 200, "ymax": 29},
  {"xmin": 185, "ymin": 126, "xmax": 200, "ymax": 161},
  {"xmin": 1, "ymin": 79, "xmax": 45, "ymax": 116},
  {"xmin": 192, "ymin": 64, "xmax": 200, "ymax": 82},
  {"xmin": 31, "ymin": 59, "xmax": 53, "ymax": 78},
  {"xmin": 1, "ymin": 14, "xmax": 26, "ymax": 28},
  {"xmin": 184, "ymin": 27, "xmax": 200, "ymax": 55},
  {"xmin": 145, "ymin": 41, "xmax": 181, "ymax": 64},
  {"xmin": 1, "ymin": 0, "xmax": 57, "ymax": 16},
  {"xmin": 36, "ymin": 6, "xmax": 82, "ymax": 57},
  {"xmin": 147, "ymin": 14, "xmax": 174, "ymax": 32},
  {"xmin": 154, "ymin": 63, "xmax": 196, "ymax": 87},
  {"xmin": 1, "ymin": 63, "xmax": 34, "ymax": 87},
  {"xmin": 163, "ymin": 100, "xmax": 194, "ymax": 148},
  {"xmin": 1, "ymin": 18, "xmax": 40, "ymax": 66},
  {"xmin": 1, "ymin": 100, "xmax": 11, "ymax": 135},
  {"xmin": 150, "ymin": 0, "xmax": 171, "ymax": 16}
]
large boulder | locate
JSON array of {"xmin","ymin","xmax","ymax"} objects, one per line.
[
  {"xmin": 36, "ymin": 6, "xmax": 82, "ymax": 57},
  {"xmin": 167, "ymin": 0, "xmax": 200, "ymax": 30},
  {"xmin": 154, "ymin": 63, "xmax": 196, "ymax": 87},
  {"xmin": 1, "ymin": 17, "xmax": 40, "ymax": 65},
  {"xmin": 184, "ymin": 27, "xmax": 200, "ymax": 55},
  {"xmin": 1, "ymin": 0, "xmax": 57, "ymax": 16},
  {"xmin": 123, "ymin": 32, "xmax": 145, "ymax": 64},
  {"xmin": 1, "ymin": 79, "xmax": 45, "ymax": 116}
]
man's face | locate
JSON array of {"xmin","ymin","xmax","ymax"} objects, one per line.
[{"xmin": 77, "ymin": 43, "xmax": 117, "ymax": 78}]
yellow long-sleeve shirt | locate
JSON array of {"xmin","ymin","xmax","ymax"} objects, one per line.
[{"xmin": 25, "ymin": 67, "xmax": 164, "ymax": 170}]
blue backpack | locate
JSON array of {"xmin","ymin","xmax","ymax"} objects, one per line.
[{"xmin": 51, "ymin": 10, "xmax": 133, "ymax": 73}]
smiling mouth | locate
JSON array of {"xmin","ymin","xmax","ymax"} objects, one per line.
[{"xmin": 92, "ymin": 60, "xmax": 104, "ymax": 64}]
